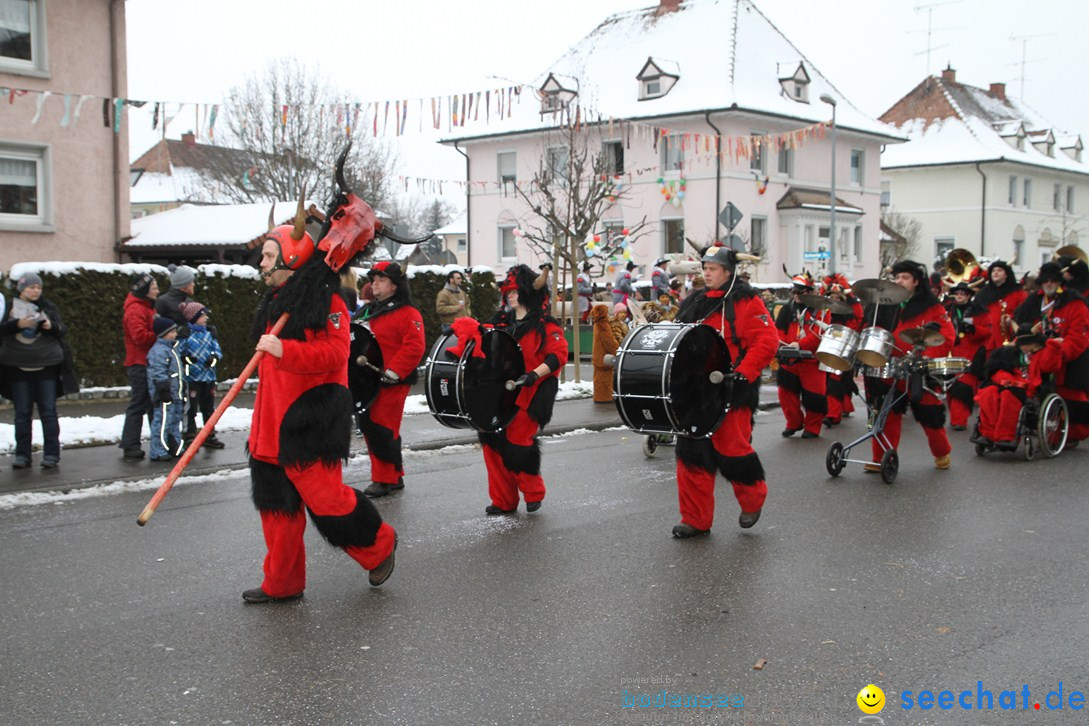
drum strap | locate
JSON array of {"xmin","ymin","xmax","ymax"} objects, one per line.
[{"xmin": 717, "ymin": 296, "xmax": 746, "ymax": 366}]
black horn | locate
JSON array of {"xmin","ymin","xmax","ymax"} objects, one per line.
[
  {"xmin": 379, "ymin": 227, "xmax": 439, "ymax": 246},
  {"xmin": 335, "ymin": 141, "xmax": 353, "ymax": 193}
]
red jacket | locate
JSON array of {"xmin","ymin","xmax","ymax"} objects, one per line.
[
  {"xmin": 980, "ymin": 288, "xmax": 1027, "ymax": 351},
  {"xmin": 702, "ymin": 294, "xmax": 779, "ymax": 384},
  {"xmin": 989, "ymin": 339, "xmax": 1064, "ymax": 397},
  {"xmin": 248, "ymin": 294, "xmax": 350, "ymax": 463},
  {"xmin": 893, "ymin": 299, "xmax": 955, "ymax": 360},
  {"xmin": 366, "ymin": 303, "xmax": 426, "ymax": 381},
  {"xmin": 776, "ymin": 302, "xmax": 822, "ymax": 358},
  {"xmin": 946, "ymin": 301, "xmax": 990, "ymax": 360},
  {"xmin": 122, "ymin": 293, "xmax": 156, "ymax": 366},
  {"xmin": 511, "ymin": 318, "xmax": 568, "ymax": 410}
]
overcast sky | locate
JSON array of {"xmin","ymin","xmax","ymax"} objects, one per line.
[{"xmin": 125, "ymin": 0, "xmax": 1088, "ymax": 202}]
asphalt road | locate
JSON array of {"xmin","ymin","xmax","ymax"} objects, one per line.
[{"xmin": 2, "ymin": 411, "xmax": 1088, "ymax": 725}]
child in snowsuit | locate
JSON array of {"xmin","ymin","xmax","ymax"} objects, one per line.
[
  {"xmin": 179, "ymin": 301, "xmax": 225, "ymax": 449},
  {"xmin": 147, "ymin": 317, "xmax": 185, "ymax": 461}
]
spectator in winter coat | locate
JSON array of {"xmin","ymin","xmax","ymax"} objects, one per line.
[
  {"xmin": 156, "ymin": 264, "xmax": 197, "ymax": 339},
  {"xmin": 0, "ymin": 272, "xmax": 79, "ymax": 469},
  {"xmin": 179, "ymin": 301, "xmax": 225, "ymax": 449},
  {"xmin": 436, "ymin": 269, "xmax": 472, "ymax": 333},
  {"xmin": 147, "ymin": 317, "xmax": 185, "ymax": 461},
  {"xmin": 120, "ymin": 272, "xmax": 159, "ymax": 460}
]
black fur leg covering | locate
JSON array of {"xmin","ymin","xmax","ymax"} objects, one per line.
[
  {"xmin": 676, "ymin": 435, "xmax": 716, "ymax": 473},
  {"xmin": 527, "ymin": 376, "xmax": 559, "ymax": 428},
  {"xmin": 802, "ymin": 388, "xmax": 829, "ymax": 414},
  {"xmin": 250, "ymin": 457, "xmax": 302, "ymax": 515},
  {"xmin": 911, "ymin": 401, "xmax": 946, "ymax": 429},
  {"xmin": 716, "ymin": 451, "xmax": 765, "ymax": 486},
  {"xmin": 864, "ymin": 377, "xmax": 890, "ymax": 408},
  {"xmin": 1065, "ymin": 398, "xmax": 1089, "ymax": 426},
  {"xmin": 827, "ymin": 375, "xmax": 847, "ymax": 398},
  {"xmin": 503, "ymin": 440, "xmax": 541, "ymax": 475},
  {"xmin": 278, "ymin": 384, "xmax": 353, "ymax": 469},
  {"xmin": 949, "ymin": 380, "xmax": 975, "ymax": 407},
  {"xmin": 308, "ymin": 486, "xmax": 383, "ymax": 549},
  {"xmin": 777, "ymin": 367, "xmax": 801, "ymax": 393},
  {"xmin": 359, "ymin": 417, "xmax": 403, "ymax": 472},
  {"xmin": 731, "ymin": 378, "xmax": 760, "ymax": 411}
]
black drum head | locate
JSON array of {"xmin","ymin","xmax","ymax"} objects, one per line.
[
  {"xmin": 669, "ymin": 326, "xmax": 731, "ymax": 436},
  {"xmin": 463, "ymin": 330, "xmax": 524, "ymax": 431},
  {"xmin": 348, "ymin": 323, "xmax": 384, "ymax": 412}
]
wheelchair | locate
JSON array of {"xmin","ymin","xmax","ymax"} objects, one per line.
[{"xmin": 970, "ymin": 391, "xmax": 1068, "ymax": 461}]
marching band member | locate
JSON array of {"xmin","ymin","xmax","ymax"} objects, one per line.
[
  {"xmin": 864, "ymin": 260, "xmax": 956, "ymax": 471},
  {"xmin": 1059, "ymin": 254, "xmax": 1089, "ymax": 297},
  {"xmin": 973, "ymin": 260, "xmax": 1026, "ymax": 352},
  {"xmin": 974, "ymin": 325, "xmax": 1062, "ymax": 446},
  {"xmin": 651, "ymin": 257, "xmax": 672, "ymax": 300},
  {"xmin": 775, "ymin": 274, "xmax": 826, "ymax": 438},
  {"xmin": 1014, "ymin": 262, "xmax": 1089, "ymax": 445},
  {"xmin": 478, "ymin": 264, "xmax": 568, "ymax": 515},
  {"xmin": 671, "ymin": 246, "xmax": 779, "ymax": 538},
  {"xmin": 819, "ymin": 274, "xmax": 863, "ymax": 427},
  {"xmin": 354, "ymin": 261, "xmax": 427, "ymax": 498},
  {"xmin": 944, "ymin": 282, "xmax": 991, "ymax": 430}
]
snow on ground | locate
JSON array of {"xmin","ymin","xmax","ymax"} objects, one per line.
[{"xmin": 0, "ymin": 467, "xmax": 244, "ymax": 511}]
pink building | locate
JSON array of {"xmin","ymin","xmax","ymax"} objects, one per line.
[
  {"xmin": 443, "ymin": 0, "xmax": 901, "ymax": 284},
  {"xmin": 0, "ymin": 0, "xmax": 129, "ymax": 270}
]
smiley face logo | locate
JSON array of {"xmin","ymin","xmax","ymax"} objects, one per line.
[{"xmin": 856, "ymin": 684, "xmax": 885, "ymax": 714}]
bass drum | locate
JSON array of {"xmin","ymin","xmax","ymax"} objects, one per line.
[
  {"xmin": 613, "ymin": 323, "xmax": 732, "ymax": 438},
  {"xmin": 348, "ymin": 323, "xmax": 384, "ymax": 413},
  {"xmin": 424, "ymin": 328, "xmax": 525, "ymax": 432}
]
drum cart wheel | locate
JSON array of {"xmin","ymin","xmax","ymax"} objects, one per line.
[
  {"xmin": 825, "ymin": 442, "xmax": 845, "ymax": 477},
  {"xmin": 879, "ymin": 449, "xmax": 899, "ymax": 484},
  {"xmin": 643, "ymin": 435, "xmax": 658, "ymax": 458},
  {"xmin": 1037, "ymin": 393, "xmax": 1068, "ymax": 458}
]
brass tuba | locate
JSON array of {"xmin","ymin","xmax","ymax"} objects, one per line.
[
  {"xmin": 943, "ymin": 248, "xmax": 983, "ymax": 290},
  {"xmin": 1055, "ymin": 244, "xmax": 1088, "ymax": 267}
]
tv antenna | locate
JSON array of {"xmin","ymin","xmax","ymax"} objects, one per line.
[
  {"xmin": 911, "ymin": 0, "xmax": 962, "ymax": 77},
  {"xmin": 1008, "ymin": 33, "xmax": 1054, "ymax": 101}
]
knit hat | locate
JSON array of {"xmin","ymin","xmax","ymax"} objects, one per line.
[
  {"xmin": 16, "ymin": 272, "xmax": 42, "ymax": 292},
  {"xmin": 181, "ymin": 301, "xmax": 208, "ymax": 323},
  {"xmin": 890, "ymin": 259, "xmax": 927, "ymax": 284},
  {"xmin": 153, "ymin": 316, "xmax": 178, "ymax": 338},
  {"xmin": 168, "ymin": 264, "xmax": 196, "ymax": 289},
  {"xmin": 130, "ymin": 272, "xmax": 154, "ymax": 298},
  {"xmin": 1036, "ymin": 262, "xmax": 1064, "ymax": 284}
]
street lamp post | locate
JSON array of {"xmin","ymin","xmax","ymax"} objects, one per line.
[{"xmin": 820, "ymin": 94, "xmax": 837, "ymax": 275}]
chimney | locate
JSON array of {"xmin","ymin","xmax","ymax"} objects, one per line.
[
  {"xmin": 181, "ymin": 131, "xmax": 196, "ymax": 147},
  {"xmin": 989, "ymin": 82, "xmax": 1007, "ymax": 101},
  {"xmin": 656, "ymin": 0, "xmax": 681, "ymax": 15},
  {"xmin": 940, "ymin": 64, "xmax": 956, "ymax": 84}
]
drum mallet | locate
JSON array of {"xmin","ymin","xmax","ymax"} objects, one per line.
[
  {"xmin": 355, "ymin": 354, "xmax": 384, "ymax": 375},
  {"xmin": 137, "ymin": 313, "xmax": 289, "ymax": 526},
  {"xmin": 708, "ymin": 370, "xmax": 729, "ymax": 384}
]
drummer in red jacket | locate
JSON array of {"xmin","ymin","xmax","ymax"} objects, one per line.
[
  {"xmin": 865, "ymin": 260, "xmax": 956, "ymax": 471},
  {"xmin": 775, "ymin": 273, "xmax": 826, "ymax": 438},
  {"xmin": 671, "ymin": 246, "xmax": 779, "ymax": 538},
  {"xmin": 354, "ymin": 261, "xmax": 427, "ymax": 498},
  {"xmin": 478, "ymin": 264, "xmax": 568, "ymax": 515}
]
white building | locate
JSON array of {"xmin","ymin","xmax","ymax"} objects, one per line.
[
  {"xmin": 880, "ymin": 65, "xmax": 1088, "ymax": 274},
  {"xmin": 441, "ymin": 0, "xmax": 901, "ymax": 284}
]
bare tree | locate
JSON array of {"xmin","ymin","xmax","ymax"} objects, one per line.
[
  {"xmin": 189, "ymin": 58, "xmax": 396, "ymax": 212},
  {"xmin": 880, "ymin": 208, "xmax": 922, "ymax": 269}
]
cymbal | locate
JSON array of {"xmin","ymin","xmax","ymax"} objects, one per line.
[
  {"xmin": 899, "ymin": 327, "xmax": 946, "ymax": 348},
  {"xmin": 853, "ymin": 278, "xmax": 910, "ymax": 305},
  {"xmin": 797, "ymin": 293, "xmax": 853, "ymax": 315}
]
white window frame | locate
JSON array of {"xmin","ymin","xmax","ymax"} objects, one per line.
[
  {"xmin": 1023, "ymin": 178, "xmax": 1032, "ymax": 208},
  {"xmin": 0, "ymin": 0, "xmax": 48, "ymax": 77},
  {"xmin": 776, "ymin": 147, "xmax": 792, "ymax": 176},
  {"xmin": 498, "ymin": 225, "xmax": 517, "ymax": 262},
  {"xmin": 546, "ymin": 146, "xmax": 569, "ymax": 187},
  {"xmin": 1068, "ymin": 185, "xmax": 1075, "ymax": 214},
  {"xmin": 0, "ymin": 141, "xmax": 51, "ymax": 230},
  {"xmin": 749, "ymin": 133, "xmax": 765, "ymax": 173},
  {"xmin": 935, "ymin": 236, "xmax": 955, "ymax": 261},
  {"xmin": 1009, "ymin": 175, "xmax": 1017, "ymax": 206},
  {"xmin": 880, "ymin": 180, "xmax": 891, "ymax": 208},
  {"xmin": 849, "ymin": 149, "xmax": 864, "ymax": 185},
  {"xmin": 497, "ymin": 151, "xmax": 516, "ymax": 186},
  {"xmin": 1054, "ymin": 183, "xmax": 1062, "ymax": 212},
  {"xmin": 853, "ymin": 225, "xmax": 863, "ymax": 263},
  {"xmin": 602, "ymin": 139, "xmax": 624, "ymax": 176},
  {"xmin": 641, "ymin": 78, "xmax": 662, "ymax": 99},
  {"xmin": 661, "ymin": 217, "xmax": 685, "ymax": 255},
  {"xmin": 750, "ymin": 216, "xmax": 767, "ymax": 256},
  {"xmin": 456, "ymin": 237, "xmax": 467, "ymax": 253},
  {"xmin": 661, "ymin": 134, "xmax": 683, "ymax": 174}
]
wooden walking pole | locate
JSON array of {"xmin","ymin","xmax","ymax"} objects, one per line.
[{"xmin": 137, "ymin": 313, "xmax": 289, "ymax": 526}]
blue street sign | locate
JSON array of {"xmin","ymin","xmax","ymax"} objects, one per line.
[{"xmin": 803, "ymin": 251, "xmax": 830, "ymax": 260}]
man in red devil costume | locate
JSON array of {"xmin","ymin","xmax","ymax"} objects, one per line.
[
  {"xmin": 242, "ymin": 147, "xmax": 414, "ymax": 603},
  {"xmin": 471, "ymin": 264, "xmax": 567, "ymax": 515},
  {"xmin": 863, "ymin": 260, "xmax": 956, "ymax": 472},
  {"xmin": 775, "ymin": 273, "xmax": 826, "ymax": 438},
  {"xmin": 354, "ymin": 261, "xmax": 426, "ymax": 498},
  {"xmin": 671, "ymin": 246, "xmax": 779, "ymax": 538}
]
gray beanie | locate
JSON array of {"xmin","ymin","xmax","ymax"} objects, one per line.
[
  {"xmin": 17, "ymin": 272, "xmax": 42, "ymax": 292},
  {"xmin": 168, "ymin": 264, "xmax": 196, "ymax": 289}
]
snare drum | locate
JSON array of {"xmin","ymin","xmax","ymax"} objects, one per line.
[
  {"xmin": 349, "ymin": 323, "xmax": 384, "ymax": 413},
  {"xmin": 816, "ymin": 324, "xmax": 860, "ymax": 372},
  {"xmin": 856, "ymin": 327, "xmax": 895, "ymax": 367},
  {"xmin": 926, "ymin": 356, "xmax": 969, "ymax": 380},
  {"xmin": 424, "ymin": 328, "xmax": 524, "ymax": 432},
  {"xmin": 613, "ymin": 323, "xmax": 732, "ymax": 438},
  {"xmin": 860, "ymin": 362, "xmax": 895, "ymax": 379},
  {"xmin": 819, "ymin": 362, "xmax": 839, "ymax": 374}
]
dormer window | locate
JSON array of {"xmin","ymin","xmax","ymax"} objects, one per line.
[
  {"xmin": 1029, "ymin": 129, "xmax": 1056, "ymax": 158},
  {"xmin": 778, "ymin": 62, "xmax": 810, "ymax": 103},
  {"xmin": 1060, "ymin": 135, "xmax": 1083, "ymax": 162},
  {"xmin": 996, "ymin": 121, "xmax": 1026, "ymax": 151},
  {"xmin": 636, "ymin": 57, "xmax": 679, "ymax": 101},
  {"xmin": 539, "ymin": 73, "xmax": 577, "ymax": 114}
]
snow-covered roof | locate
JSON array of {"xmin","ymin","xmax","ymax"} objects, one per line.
[
  {"xmin": 443, "ymin": 0, "xmax": 901, "ymax": 144},
  {"xmin": 126, "ymin": 201, "xmax": 317, "ymax": 248},
  {"xmin": 881, "ymin": 74, "xmax": 1089, "ymax": 176},
  {"xmin": 130, "ymin": 167, "xmax": 212, "ymax": 205},
  {"xmin": 433, "ymin": 213, "xmax": 467, "ymax": 236}
]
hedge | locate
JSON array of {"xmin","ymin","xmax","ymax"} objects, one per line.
[{"xmin": 4, "ymin": 262, "xmax": 499, "ymax": 388}]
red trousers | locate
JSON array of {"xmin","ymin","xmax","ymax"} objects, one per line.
[
  {"xmin": 778, "ymin": 361, "xmax": 827, "ymax": 435},
  {"xmin": 947, "ymin": 373, "xmax": 979, "ymax": 428},
  {"xmin": 1058, "ymin": 386, "xmax": 1089, "ymax": 443},
  {"xmin": 482, "ymin": 409, "xmax": 546, "ymax": 510},
  {"xmin": 675, "ymin": 407, "xmax": 767, "ymax": 531},
  {"xmin": 259, "ymin": 461, "xmax": 396, "ymax": 598},
  {"xmin": 975, "ymin": 385, "xmax": 1023, "ymax": 442},
  {"xmin": 870, "ymin": 383, "xmax": 952, "ymax": 461},
  {"xmin": 826, "ymin": 371, "xmax": 855, "ymax": 423},
  {"xmin": 360, "ymin": 383, "xmax": 409, "ymax": 484}
]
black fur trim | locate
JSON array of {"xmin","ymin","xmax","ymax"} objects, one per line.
[
  {"xmin": 985, "ymin": 346, "xmax": 1021, "ymax": 379},
  {"xmin": 802, "ymin": 388, "xmax": 829, "ymax": 414},
  {"xmin": 478, "ymin": 431, "xmax": 505, "ymax": 452},
  {"xmin": 359, "ymin": 416, "xmax": 403, "ymax": 471},
  {"xmin": 307, "ymin": 486, "xmax": 383, "ymax": 548},
  {"xmin": 502, "ymin": 440, "xmax": 541, "ymax": 475},
  {"xmin": 970, "ymin": 345, "xmax": 987, "ymax": 379},
  {"xmin": 899, "ymin": 285, "xmax": 943, "ymax": 324},
  {"xmin": 527, "ymin": 375, "xmax": 559, "ymax": 427},
  {"xmin": 249, "ymin": 457, "xmax": 302, "ymax": 514},
  {"xmin": 774, "ymin": 301, "xmax": 795, "ymax": 332},
  {"xmin": 1063, "ymin": 349, "xmax": 1089, "ymax": 392},
  {"xmin": 675, "ymin": 435, "xmax": 716, "ymax": 472},
  {"xmin": 731, "ymin": 375, "xmax": 760, "ymax": 411},
  {"xmin": 948, "ymin": 379, "xmax": 976, "ymax": 406},
  {"xmin": 777, "ymin": 367, "xmax": 801, "ymax": 393},
  {"xmin": 1008, "ymin": 386, "xmax": 1028, "ymax": 403},
  {"xmin": 867, "ymin": 377, "xmax": 909, "ymax": 414},
  {"xmin": 279, "ymin": 384, "xmax": 353, "ymax": 469},
  {"xmin": 716, "ymin": 451, "xmax": 765, "ymax": 485},
  {"xmin": 1065, "ymin": 398, "xmax": 1089, "ymax": 425},
  {"xmin": 911, "ymin": 401, "xmax": 946, "ymax": 429},
  {"xmin": 268, "ymin": 255, "xmax": 341, "ymax": 340},
  {"xmin": 676, "ymin": 281, "xmax": 757, "ymax": 324}
]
